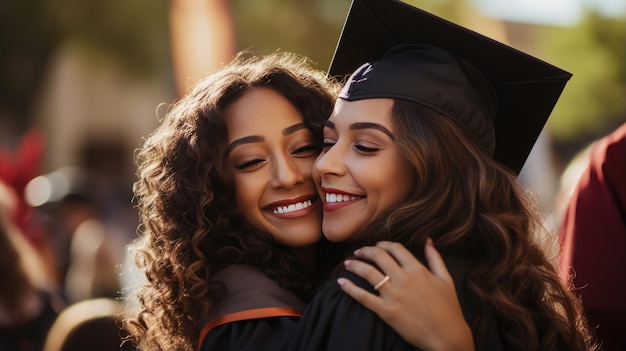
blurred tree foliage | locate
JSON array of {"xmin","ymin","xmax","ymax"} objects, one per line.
[
  {"xmin": 539, "ymin": 11, "xmax": 626, "ymax": 144},
  {"xmin": 0, "ymin": 0, "xmax": 170, "ymax": 136},
  {"xmin": 0, "ymin": 0, "xmax": 463, "ymax": 137},
  {"xmin": 230, "ymin": 0, "xmax": 350, "ymax": 70},
  {"xmin": 1, "ymin": 0, "xmax": 64, "ymax": 134},
  {"xmin": 49, "ymin": 0, "xmax": 171, "ymax": 78},
  {"xmin": 229, "ymin": 0, "xmax": 472, "ymax": 72},
  {"xmin": 3, "ymin": 0, "xmax": 622, "ymax": 149}
]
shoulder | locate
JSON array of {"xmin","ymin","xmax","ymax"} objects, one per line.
[
  {"xmin": 299, "ymin": 270, "xmax": 376, "ymax": 324},
  {"xmin": 199, "ymin": 316, "xmax": 300, "ymax": 351},
  {"xmin": 206, "ymin": 264, "xmax": 306, "ymax": 320},
  {"xmin": 289, "ymin": 271, "xmax": 415, "ymax": 351},
  {"xmin": 198, "ymin": 265, "xmax": 306, "ymax": 349}
]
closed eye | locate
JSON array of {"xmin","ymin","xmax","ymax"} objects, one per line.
[
  {"xmin": 354, "ymin": 144, "xmax": 379, "ymax": 153},
  {"xmin": 235, "ymin": 158, "xmax": 265, "ymax": 170},
  {"xmin": 293, "ymin": 143, "xmax": 322, "ymax": 157}
]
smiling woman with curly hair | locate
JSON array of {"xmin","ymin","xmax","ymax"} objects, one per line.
[{"xmin": 122, "ymin": 51, "xmax": 342, "ymax": 351}]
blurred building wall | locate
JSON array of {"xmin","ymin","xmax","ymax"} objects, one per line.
[{"xmin": 32, "ymin": 45, "xmax": 174, "ymax": 185}]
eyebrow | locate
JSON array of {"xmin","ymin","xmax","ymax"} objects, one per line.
[
  {"xmin": 226, "ymin": 123, "xmax": 308, "ymax": 154},
  {"xmin": 283, "ymin": 123, "xmax": 307, "ymax": 136},
  {"xmin": 227, "ymin": 136, "xmax": 264, "ymax": 154},
  {"xmin": 323, "ymin": 120, "xmax": 395, "ymax": 141}
]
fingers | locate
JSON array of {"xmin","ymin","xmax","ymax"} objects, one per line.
[
  {"xmin": 355, "ymin": 240, "xmax": 454, "ymax": 285},
  {"xmin": 337, "ymin": 277, "xmax": 386, "ymax": 313},
  {"xmin": 337, "ymin": 278, "xmax": 381, "ymax": 302},
  {"xmin": 354, "ymin": 241, "xmax": 428, "ymax": 279},
  {"xmin": 373, "ymin": 241, "xmax": 423, "ymax": 270},
  {"xmin": 423, "ymin": 238, "xmax": 454, "ymax": 284},
  {"xmin": 344, "ymin": 259, "xmax": 387, "ymax": 288},
  {"xmin": 353, "ymin": 244, "xmax": 411, "ymax": 278},
  {"xmin": 340, "ymin": 262, "xmax": 395, "ymax": 320}
]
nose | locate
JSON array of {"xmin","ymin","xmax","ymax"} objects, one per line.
[
  {"xmin": 314, "ymin": 145, "xmax": 345, "ymax": 178},
  {"xmin": 269, "ymin": 154, "xmax": 305, "ymax": 189}
]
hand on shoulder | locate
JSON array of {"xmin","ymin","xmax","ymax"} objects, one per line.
[{"xmin": 338, "ymin": 239, "xmax": 474, "ymax": 351}]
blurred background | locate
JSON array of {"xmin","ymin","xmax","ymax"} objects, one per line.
[
  {"xmin": 0, "ymin": 0, "xmax": 624, "ymax": 343},
  {"xmin": 1, "ymin": 0, "xmax": 623, "ymax": 175}
]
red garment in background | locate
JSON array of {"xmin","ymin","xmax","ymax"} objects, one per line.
[
  {"xmin": 0, "ymin": 129, "xmax": 46, "ymax": 244},
  {"xmin": 559, "ymin": 122, "xmax": 626, "ymax": 351}
]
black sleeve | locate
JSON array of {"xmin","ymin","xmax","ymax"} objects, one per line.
[
  {"xmin": 200, "ymin": 315, "xmax": 300, "ymax": 351},
  {"xmin": 288, "ymin": 259, "xmax": 507, "ymax": 351},
  {"xmin": 287, "ymin": 271, "xmax": 418, "ymax": 351}
]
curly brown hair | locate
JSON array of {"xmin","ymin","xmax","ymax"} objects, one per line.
[
  {"xmin": 349, "ymin": 100, "xmax": 596, "ymax": 350},
  {"xmin": 123, "ymin": 51, "xmax": 340, "ymax": 351}
]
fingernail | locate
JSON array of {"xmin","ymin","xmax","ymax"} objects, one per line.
[
  {"xmin": 426, "ymin": 237, "xmax": 433, "ymax": 245},
  {"xmin": 337, "ymin": 278, "xmax": 346, "ymax": 286},
  {"xmin": 353, "ymin": 249, "xmax": 361, "ymax": 256},
  {"xmin": 344, "ymin": 259, "xmax": 352, "ymax": 266}
]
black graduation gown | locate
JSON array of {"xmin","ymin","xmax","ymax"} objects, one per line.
[
  {"xmin": 288, "ymin": 255, "xmax": 505, "ymax": 351},
  {"xmin": 198, "ymin": 265, "xmax": 306, "ymax": 351}
]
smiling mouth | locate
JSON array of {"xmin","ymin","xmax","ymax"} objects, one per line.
[
  {"xmin": 271, "ymin": 199, "xmax": 314, "ymax": 215},
  {"xmin": 325, "ymin": 193, "xmax": 362, "ymax": 203},
  {"xmin": 321, "ymin": 192, "xmax": 364, "ymax": 212}
]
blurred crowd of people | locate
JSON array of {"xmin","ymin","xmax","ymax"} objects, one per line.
[
  {"xmin": 1, "ymin": 0, "xmax": 624, "ymax": 350},
  {"xmin": 1, "ymin": 1, "xmax": 237, "ymax": 349},
  {"xmin": 0, "ymin": 131, "xmax": 136, "ymax": 351}
]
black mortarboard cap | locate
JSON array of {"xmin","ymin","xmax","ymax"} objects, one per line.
[{"xmin": 329, "ymin": 0, "xmax": 572, "ymax": 174}]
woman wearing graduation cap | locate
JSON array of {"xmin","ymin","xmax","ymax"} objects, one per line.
[
  {"xmin": 123, "ymin": 47, "xmax": 476, "ymax": 351},
  {"xmin": 288, "ymin": 0, "xmax": 595, "ymax": 350}
]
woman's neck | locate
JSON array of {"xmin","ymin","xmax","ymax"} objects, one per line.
[{"xmin": 290, "ymin": 245, "xmax": 317, "ymax": 271}]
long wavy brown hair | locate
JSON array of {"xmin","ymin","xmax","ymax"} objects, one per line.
[
  {"xmin": 122, "ymin": 51, "xmax": 340, "ymax": 351},
  {"xmin": 350, "ymin": 100, "xmax": 595, "ymax": 350}
]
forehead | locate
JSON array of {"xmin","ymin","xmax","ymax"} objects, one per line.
[
  {"xmin": 330, "ymin": 98, "xmax": 395, "ymax": 129},
  {"xmin": 224, "ymin": 87, "xmax": 303, "ymax": 140}
]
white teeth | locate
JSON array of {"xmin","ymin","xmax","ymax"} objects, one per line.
[
  {"xmin": 272, "ymin": 200, "xmax": 313, "ymax": 214},
  {"xmin": 325, "ymin": 193, "xmax": 359, "ymax": 203}
]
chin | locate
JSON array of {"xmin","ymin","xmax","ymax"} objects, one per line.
[
  {"xmin": 275, "ymin": 231, "xmax": 322, "ymax": 248},
  {"xmin": 321, "ymin": 230, "xmax": 349, "ymax": 243}
]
